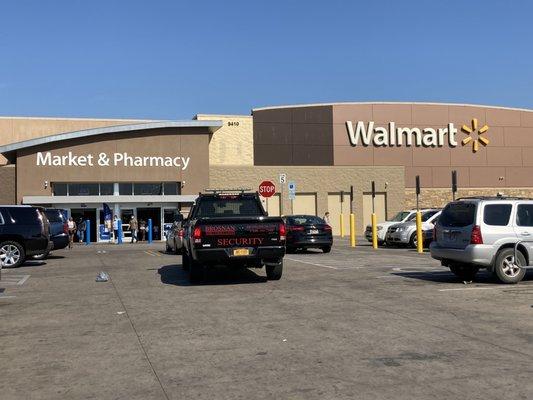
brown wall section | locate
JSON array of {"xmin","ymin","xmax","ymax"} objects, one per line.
[
  {"xmin": 253, "ymin": 106, "xmax": 334, "ymax": 166},
  {"xmin": 0, "ymin": 165, "xmax": 16, "ymax": 204},
  {"xmin": 14, "ymin": 128, "xmax": 210, "ymax": 203},
  {"xmin": 254, "ymin": 102, "xmax": 533, "ymax": 189}
]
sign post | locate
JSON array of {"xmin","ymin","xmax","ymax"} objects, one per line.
[
  {"xmin": 279, "ymin": 174, "xmax": 287, "ymax": 215},
  {"xmin": 340, "ymin": 190, "xmax": 345, "ymax": 238},
  {"xmin": 350, "ymin": 185, "xmax": 356, "ymax": 247},
  {"xmin": 371, "ymin": 181, "xmax": 378, "ymax": 249},
  {"xmin": 451, "ymin": 170, "xmax": 457, "ymax": 201},
  {"xmin": 288, "ymin": 181, "xmax": 296, "ymax": 214},
  {"xmin": 415, "ymin": 175, "xmax": 423, "ymax": 254}
]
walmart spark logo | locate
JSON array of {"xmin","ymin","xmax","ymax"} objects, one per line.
[{"xmin": 461, "ymin": 118, "xmax": 489, "ymax": 152}]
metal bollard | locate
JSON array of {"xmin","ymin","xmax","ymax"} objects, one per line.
[
  {"xmin": 350, "ymin": 213, "xmax": 356, "ymax": 247},
  {"xmin": 148, "ymin": 219, "xmax": 153, "ymax": 243},
  {"xmin": 340, "ymin": 214, "xmax": 345, "ymax": 238},
  {"xmin": 85, "ymin": 220, "xmax": 90, "ymax": 246},
  {"xmin": 117, "ymin": 220, "xmax": 123, "ymax": 244},
  {"xmin": 416, "ymin": 211, "xmax": 423, "ymax": 253},
  {"xmin": 371, "ymin": 213, "xmax": 378, "ymax": 249}
]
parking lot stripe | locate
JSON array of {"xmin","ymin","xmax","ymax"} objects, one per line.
[
  {"xmin": 285, "ymin": 257, "xmax": 341, "ymax": 269},
  {"xmin": 438, "ymin": 284, "xmax": 533, "ymax": 292}
]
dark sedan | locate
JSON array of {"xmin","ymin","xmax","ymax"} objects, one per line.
[{"xmin": 283, "ymin": 215, "xmax": 333, "ymax": 253}]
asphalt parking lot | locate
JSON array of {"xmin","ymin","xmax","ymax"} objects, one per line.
[{"xmin": 1, "ymin": 240, "xmax": 532, "ymax": 400}]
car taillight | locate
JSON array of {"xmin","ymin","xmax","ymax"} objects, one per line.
[
  {"xmin": 63, "ymin": 223, "xmax": 69, "ymax": 234},
  {"xmin": 279, "ymin": 223, "xmax": 286, "ymax": 241},
  {"xmin": 324, "ymin": 225, "xmax": 332, "ymax": 231},
  {"xmin": 470, "ymin": 225, "xmax": 483, "ymax": 244},
  {"xmin": 178, "ymin": 228, "xmax": 184, "ymax": 238},
  {"xmin": 193, "ymin": 227, "xmax": 202, "ymax": 243}
]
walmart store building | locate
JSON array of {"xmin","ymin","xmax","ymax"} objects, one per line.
[{"xmin": 1, "ymin": 102, "xmax": 533, "ymax": 240}]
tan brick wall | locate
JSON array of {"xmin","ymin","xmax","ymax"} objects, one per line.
[
  {"xmin": 209, "ymin": 165, "xmax": 404, "ymax": 232},
  {"xmin": 405, "ymin": 187, "xmax": 533, "ymax": 209},
  {"xmin": 196, "ymin": 114, "xmax": 253, "ymax": 166},
  {"xmin": 0, "ymin": 165, "xmax": 16, "ymax": 204}
]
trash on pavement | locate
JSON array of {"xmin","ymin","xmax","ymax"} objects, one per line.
[{"xmin": 96, "ymin": 272, "xmax": 109, "ymax": 282}]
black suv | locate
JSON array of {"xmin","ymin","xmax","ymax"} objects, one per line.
[{"xmin": 0, "ymin": 206, "xmax": 51, "ymax": 268}]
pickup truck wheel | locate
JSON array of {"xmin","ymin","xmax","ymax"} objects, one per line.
[
  {"xmin": 189, "ymin": 259, "xmax": 204, "ymax": 283},
  {"xmin": 322, "ymin": 246, "xmax": 331, "ymax": 253},
  {"xmin": 449, "ymin": 264, "xmax": 479, "ymax": 282},
  {"xmin": 266, "ymin": 261, "xmax": 283, "ymax": 280},
  {"xmin": 493, "ymin": 248, "xmax": 526, "ymax": 284},
  {"xmin": 0, "ymin": 241, "xmax": 25, "ymax": 268},
  {"xmin": 182, "ymin": 252, "xmax": 190, "ymax": 271}
]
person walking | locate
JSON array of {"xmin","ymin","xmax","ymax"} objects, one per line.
[
  {"xmin": 77, "ymin": 218, "xmax": 86, "ymax": 243},
  {"xmin": 139, "ymin": 220, "xmax": 146, "ymax": 241},
  {"xmin": 67, "ymin": 217, "xmax": 77, "ymax": 249},
  {"xmin": 113, "ymin": 215, "xmax": 119, "ymax": 243},
  {"xmin": 323, "ymin": 211, "xmax": 331, "ymax": 225},
  {"xmin": 130, "ymin": 216, "xmax": 138, "ymax": 243}
]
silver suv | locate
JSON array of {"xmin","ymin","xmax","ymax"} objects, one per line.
[{"xmin": 430, "ymin": 197, "xmax": 533, "ymax": 284}]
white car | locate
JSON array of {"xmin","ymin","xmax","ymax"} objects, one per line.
[
  {"xmin": 365, "ymin": 210, "xmax": 418, "ymax": 244},
  {"xmin": 385, "ymin": 209, "xmax": 442, "ymax": 248}
]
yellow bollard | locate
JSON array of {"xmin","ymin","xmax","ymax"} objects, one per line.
[
  {"xmin": 371, "ymin": 213, "xmax": 378, "ymax": 249},
  {"xmin": 350, "ymin": 213, "xmax": 356, "ymax": 247},
  {"xmin": 340, "ymin": 214, "xmax": 345, "ymax": 238},
  {"xmin": 416, "ymin": 211, "xmax": 423, "ymax": 253}
]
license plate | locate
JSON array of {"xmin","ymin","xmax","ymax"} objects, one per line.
[
  {"xmin": 233, "ymin": 248, "xmax": 250, "ymax": 256},
  {"xmin": 309, "ymin": 229, "xmax": 319, "ymax": 234}
]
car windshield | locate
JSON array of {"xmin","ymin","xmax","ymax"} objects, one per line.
[
  {"xmin": 195, "ymin": 197, "xmax": 264, "ymax": 217},
  {"xmin": 421, "ymin": 210, "xmax": 439, "ymax": 222},
  {"xmin": 439, "ymin": 202, "xmax": 477, "ymax": 227},
  {"xmin": 390, "ymin": 211, "xmax": 411, "ymax": 222},
  {"xmin": 288, "ymin": 216, "xmax": 325, "ymax": 225}
]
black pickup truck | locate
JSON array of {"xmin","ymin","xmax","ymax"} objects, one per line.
[{"xmin": 181, "ymin": 191, "xmax": 286, "ymax": 282}]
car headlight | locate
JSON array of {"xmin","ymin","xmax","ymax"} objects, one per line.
[{"xmin": 397, "ymin": 227, "xmax": 404, "ymax": 232}]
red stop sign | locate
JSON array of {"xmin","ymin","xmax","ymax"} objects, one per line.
[{"xmin": 259, "ymin": 181, "xmax": 276, "ymax": 198}]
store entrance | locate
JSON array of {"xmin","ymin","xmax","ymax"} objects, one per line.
[
  {"xmin": 70, "ymin": 208, "xmax": 97, "ymax": 242},
  {"xmin": 137, "ymin": 207, "xmax": 162, "ymax": 240}
]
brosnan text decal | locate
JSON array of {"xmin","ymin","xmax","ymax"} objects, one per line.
[
  {"xmin": 36, "ymin": 151, "xmax": 190, "ymax": 170},
  {"xmin": 346, "ymin": 121, "xmax": 459, "ymax": 147}
]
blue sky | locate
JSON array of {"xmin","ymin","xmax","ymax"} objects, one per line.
[{"xmin": 0, "ymin": 0, "xmax": 531, "ymax": 119}]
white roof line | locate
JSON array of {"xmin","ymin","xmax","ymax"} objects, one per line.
[
  {"xmin": 0, "ymin": 116, "xmax": 154, "ymax": 122},
  {"xmin": 252, "ymin": 101, "xmax": 533, "ymax": 113},
  {"xmin": 0, "ymin": 120, "xmax": 223, "ymax": 156}
]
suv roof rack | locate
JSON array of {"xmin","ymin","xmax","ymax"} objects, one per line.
[
  {"xmin": 203, "ymin": 188, "xmax": 253, "ymax": 195},
  {"xmin": 456, "ymin": 196, "xmax": 533, "ymax": 201}
]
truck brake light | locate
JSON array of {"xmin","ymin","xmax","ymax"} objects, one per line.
[
  {"xmin": 324, "ymin": 225, "xmax": 332, "ymax": 231},
  {"xmin": 279, "ymin": 223, "xmax": 286, "ymax": 241},
  {"xmin": 178, "ymin": 228, "xmax": 184, "ymax": 238},
  {"xmin": 63, "ymin": 223, "xmax": 69, "ymax": 234},
  {"xmin": 193, "ymin": 227, "xmax": 202, "ymax": 243},
  {"xmin": 470, "ymin": 225, "xmax": 483, "ymax": 245}
]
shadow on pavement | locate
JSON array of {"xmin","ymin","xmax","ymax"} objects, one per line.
[
  {"xmin": 389, "ymin": 269, "xmax": 533, "ymax": 284},
  {"xmin": 157, "ymin": 264, "xmax": 267, "ymax": 286}
]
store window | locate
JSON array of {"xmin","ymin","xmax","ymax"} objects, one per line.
[
  {"xmin": 68, "ymin": 183, "xmax": 99, "ymax": 196},
  {"xmin": 119, "ymin": 183, "xmax": 133, "ymax": 195},
  {"xmin": 134, "ymin": 183, "xmax": 163, "ymax": 195},
  {"xmin": 100, "ymin": 183, "xmax": 114, "ymax": 196},
  {"xmin": 53, "ymin": 183, "xmax": 68, "ymax": 196},
  {"xmin": 163, "ymin": 182, "xmax": 180, "ymax": 195}
]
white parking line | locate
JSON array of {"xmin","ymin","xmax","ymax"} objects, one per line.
[
  {"xmin": 285, "ymin": 257, "xmax": 341, "ymax": 269},
  {"xmin": 0, "ymin": 275, "xmax": 30, "ymax": 285},
  {"xmin": 438, "ymin": 284, "xmax": 533, "ymax": 292}
]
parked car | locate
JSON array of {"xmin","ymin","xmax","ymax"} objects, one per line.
[
  {"xmin": 365, "ymin": 210, "xmax": 417, "ymax": 244},
  {"xmin": 283, "ymin": 215, "xmax": 333, "ymax": 253},
  {"xmin": 33, "ymin": 208, "xmax": 69, "ymax": 260},
  {"xmin": 0, "ymin": 205, "xmax": 51, "ymax": 268},
  {"xmin": 182, "ymin": 190, "xmax": 286, "ymax": 282},
  {"xmin": 430, "ymin": 196, "xmax": 533, "ymax": 283},
  {"xmin": 166, "ymin": 216, "xmax": 184, "ymax": 254},
  {"xmin": 385, "ymin": 209, "xmax": 441, "ymax": 248}
]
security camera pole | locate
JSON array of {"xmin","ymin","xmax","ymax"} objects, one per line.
[
  {"xmin": 340, "ymin": 190, "xmax": 345, "ymax": 238},
  {"xmin": 415, "ymin": 175, "xmax": 423, "ymax": 254},
  {"xmin": 371, "ymin": 181, "xmax": 378, "ymax": 249},
  {"xmin": 350, "ymin": 185, "xmax": 356, "ymax": 247}
]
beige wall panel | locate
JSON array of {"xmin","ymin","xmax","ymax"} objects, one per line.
[
  {"xmin": 432, "ymin": 166, "xmax": 470, "ymax": 188},
  {"xmin": 486, "ymin": 108, "xmax": 521, "ymax": 127},
  {"xmin": 468, "ymin": 167, "xmax": 507, "ymax": 188},
  {"xmin": 0, "ymin": 165, "xmax": 16, "ymax": 204},
  {"xmin": 259, "ymin": 194, "xmax": 281, "ymax": 217},
  {"xmin": 362, "ymin": 193, "xmax": 386, "ymax": 232},
  {"xmin": 448, "ymin": 106, "xmax": 487, "ymax": 126},
  {"xmin": 293, "ymin": 193, "xmax": 317, "ymax": 215},
  {"xmin": 450, "ymin": 146, "xmax": 487, "ymax": 167},
  {"xmin": 372, "ymin": 104, "xmax": 412, "ymax": 124},
  {"xmin": 412, "ymin": 104, "xmax": 449, "ymax": 125},
  {"xmin": 332, "ymin": 104, "xmax": 373, "ymax": 125},
  {"xmin": 503, "ymin": 127, "xmax": 533, "ymax": 147},
  {"xmin": 196, "ymin": 115, "xmax": 253, "ymax": 166},
  {"xmin": 327, "ymin": 193, "xmax": 350, "ymax": 236},
  {"xmin": 334, "ymin": 145, "xmax": 373, "ymax": 165},
  {"xmin": 520, "ymin": 111, "xmax": 533, "ymax": 127},
  {"xmin": 486, "ymin": 147, "xmax": 522, "ymax": 167}
]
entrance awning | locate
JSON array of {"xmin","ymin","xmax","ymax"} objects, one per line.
[{"xmin": 22, "ymin": 195, "xmax": 198, "ymax": 205}]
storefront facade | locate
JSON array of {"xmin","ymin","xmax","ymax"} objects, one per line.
[{"xmin": 1, "ymin": 102, "xmax": 533, "ymax": 237}]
